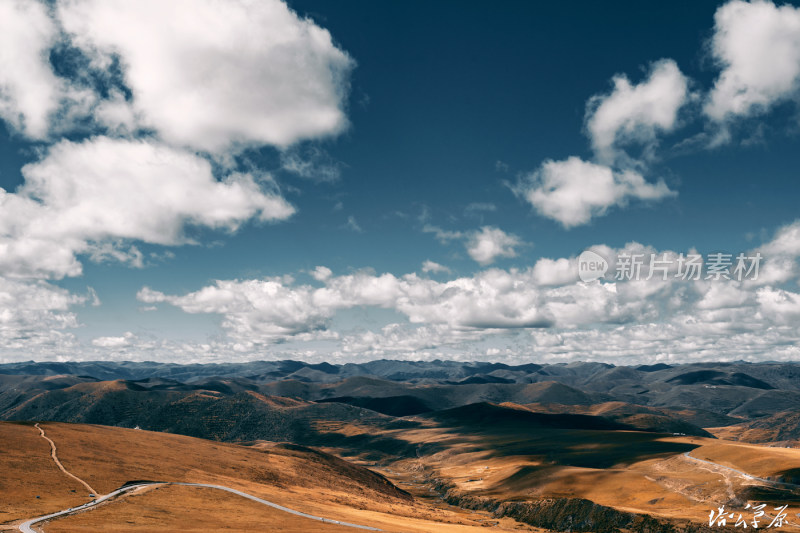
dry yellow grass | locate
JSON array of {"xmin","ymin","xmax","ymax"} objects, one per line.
[
  {"xmin": 6, "ymin": 418, "xmax": 799, "ymax": 532},
  {"xmin": 0, "ymin": 422, "xmax": 535, "ymax": 532},
  {"xmin": 672, "ymin": 436, "xmax": 800, "ymax": 478},
  {"xmin": 41, "ymin": 484, "xmax": 371, "ymax": 532},
  {"xmin": 707, "ymin": 425, "xmax": 800, "ymax": 449},
  {"xmin": 0, "ymin": 422, "xmax": 89, "ymax": 524},
  {"xmin": 316, "ymin": 419, "xmax": 800, "ymax": 530}
]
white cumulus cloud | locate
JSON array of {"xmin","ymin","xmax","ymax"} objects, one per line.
[
  {"xmin": 586, "ymin": 59, "xmax": 689, "ymax": 163},
  {"xmin": 515, "ymin": 157, "xmax": 675, "ymax": 228},
  {"xmin": 421, "ymin": 260, "xmax": 451, "ymax": 274},
  {"xmin": 0, "ymin": 0, "xmax": 355, "ymax": 285},
  {"xmin": 0, "ymin": 137, "xmax": 294, "ymax": 279},
  {"xmin": 465, "ymin": 226, "xmax": 523, "ymax": 265},
  {"xmin": 57, "ymin": 0, "xmax": 355, "ymax": 153},
  {"xmin": 706, "ymin": 0, "xmax": 800, "ymax": 121},
  {"xmin": 0, "ymin": 277, "xmax": 86, "ymax": 355},
  {"xmin": 0, "ymin": 0, "xmax": 63, "ymax": 138},
  {"xmin": 127, "ymin": 219, "xmax": 800, "ymax": 363},
  {"xmin": 137, "ymin": 268, "xmax": 555, "ymax": 344},
  {"xmin": 311, "ymin": 266, "xmax": 334, "ymax": 282},
  {"xmin": 92, "ymin": 331, "xmax": 136, "ymax": 348}
]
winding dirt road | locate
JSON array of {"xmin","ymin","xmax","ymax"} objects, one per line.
[
  {"xmin": 34, "ymin": 423, "xmax": 97, "ymax": 496},
  {"xmin": 682, "ymin": 451, "xmax": 799, "ymax": 528},
  {"xmin": 19, "ymin": 424, "xmax": 381, "ymax": 532},
  {"xmin": 683, "ymin": 451, "xmax": 800, "ymax": 489}
]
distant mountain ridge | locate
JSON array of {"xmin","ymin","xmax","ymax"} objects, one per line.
[
  {"xmin": 2, "ymin": 359, "xmax": 798, "ymax": 387},
  {"xmin": 1, "ymin": 359, "xmax": 798, "ymax": 402},
  {"xmin": 1, "ymin": 360, "xmax": 798, "ymax": 440},
  {"xmin": 3, "ymin": 359, "xmax": 795, "ymax": 533}
]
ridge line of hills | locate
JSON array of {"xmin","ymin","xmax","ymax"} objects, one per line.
[{"xmin": 2, "ymin": 360, "xmax": 800, "ymax": 445}]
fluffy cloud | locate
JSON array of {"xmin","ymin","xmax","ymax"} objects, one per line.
[
  {"xmin": 0, "ymin": 277, "xmax": 86, "ymax": 353},
  {"xmin": 759, "ymin": 219, "xmax": 800, "ymax": 257},
  {"xmin": 133, "ymin": 268, "xmax": 618, "ymax": 346},
  {"xmin": 421, "ymin": 260, "xmax": 451, "ymax": 274},
  {"xmin": 130, "ymin": 220, "xmax": 800, "ymax": 363},
  {"xmin": 422, "ymin": 224, "xmax": 522, "ymax": 266},
  {"xmin": 527, "ymin": 322, "xmax": 800, "ymax": 364},
  {"xmin": 516, "ymin": 59, "xmax": 683, "ymax": 227},
  {"xmin": 138, "ymin": 268, "xmax": 553, "ymax": 344},
  {"xmin": 138, "ymin": 280, "xmax": 334, "ymax": 342},
  {"xmin": 751, "ymin": 220, "xmax": 800, "ymax": 285},
  {"xmin": 136, "ymin": 258, "xmax": 660, "ymax": 346},
  {"xmin": 340, "ymin": 323, "xmax": 485, "ymax": 356},
  {"xmin": 0, "ymin": 0, "xmax": 62, "ymax": 138},
  {"xmin": 4, "ymin": 218, "xmax": 797, "ymax": 364},
  {"xmin": 586, "ymin": 59, "xmax": 689, "ymax": 163},
  {"xmin": 531, "ymin": 257, "xmax": 578, "ymax": 286},
  {"xmin": 57, "ymin": 0, "xmax": 355, "ymax": 153},
  {"xmin": 756, "ymin": 287, "xmax": 800, "ymax": 324},
  {"xmin": 465, "ymin": 226, "xmax": 523, "ymax": 265},
  {"xmin": 0, "ymin": 0, "xmax": 355, "ymax": 284},
  {"xmin": 311, "ymin": 266, "xmax": 334, "ymax": 282},
  {"xmin": 515, "ymin": 157, "xmax": 675, "ymax": 228},
  {"xmin": 706, "ymin": 0, "xmax": 800, "ymax": 121},
  {"xmin": 517, "ymin": 0, "xmax": 800, "ymax": 226},
  {"xmin": 91, "ymin": 331, "xmax": 136, "ymax": 348},
  {"xmin": 0, "ymin": 137, "xmax": 294, "ymax": 279},
  {"xmin": 0, "ymin": 0, "xmax": 354, "ymax": 285}
]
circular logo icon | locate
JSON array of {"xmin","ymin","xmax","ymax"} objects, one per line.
[{"xmin": 578, "ymin": 250, "xmax": 608, "ymax": 282}]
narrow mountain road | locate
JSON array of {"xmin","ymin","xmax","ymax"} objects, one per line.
[
  {"xmin": 17, "ymin": 484, "xmax": 151, "ymax": 533},
  {"xmin": 683, "ymin": 451, "xmax": 800, "ymax": 489},
  {"xmin": 17, "ymin": 482, "xmax": 381, "ymax": 532},
  {"xmin": 34, "ymin": 423, "xmax": 96, "ymax": 496},
  {"xmin": 19, "ymin": 424, "xmax": 382, "ymax": 532},
  {"xmin": 172, "ymin": 482, "xmax": 381, "ymax": 529},
  {"xmin": 683, "ymin": 452, "xmax": 800, "ymax": 528}
]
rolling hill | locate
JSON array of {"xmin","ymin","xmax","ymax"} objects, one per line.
[
  {"xmin": 0, "ymin": 421, "xmax": 529, "ymax": 532},
  {"xmin": 3, "ymin": 359, "xmax": 800, "ymax": 532}
]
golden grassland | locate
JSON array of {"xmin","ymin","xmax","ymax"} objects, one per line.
[
  {"xmin": 314, "ymin": 415, "xmax": 800, "ymax": 529},
  {"xmin": 707, "ymin": 424, "xmax": 800, "ymax": 448},
  {"xmin": 0, "ymin": 422, "xmax": 89, "ymax": 524},
  {"xmin": 41, "ymin": 484, "xmax": 372, "ymax": 533},
  {"xmin": 0, "ymin": 421, "xmax": 539, "ymax": 532},
  {"xmin": 4, "ymin": 411, "xmax": 800, "ymax": 532}
]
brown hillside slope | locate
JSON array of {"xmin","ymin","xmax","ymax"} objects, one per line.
[
  {"xmin": 0, "ymin": 422, "xmax": 536, "ymax": 532},
  {"xmin": 310, "ymin": 403, "xmax": 800, "ymax": 531}
]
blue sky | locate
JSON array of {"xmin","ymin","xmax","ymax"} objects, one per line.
[{"xmin": 2, "ymin": 0, "xmax": 800, "ymax": 364}]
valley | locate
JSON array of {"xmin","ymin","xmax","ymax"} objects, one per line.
[{"xmin": 1, "ymin": 360, "xmax": 799, "ymax": 531}]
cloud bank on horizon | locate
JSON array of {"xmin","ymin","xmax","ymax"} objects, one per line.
[{"xmin": 2, "ymin": 0, "xmax": 800, "ymax": 365}]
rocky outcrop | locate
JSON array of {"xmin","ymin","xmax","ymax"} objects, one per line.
[
  {"xmin": 432, "ymin": 479, "xmax": 714, "ymax": 533},
  {"xmin": 494, "ymin": 499, "xmax": 713, "ymax": 533}
]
